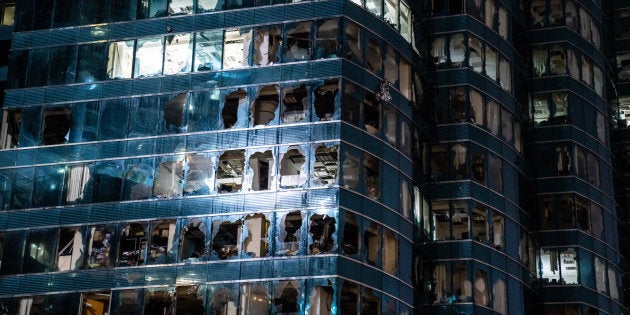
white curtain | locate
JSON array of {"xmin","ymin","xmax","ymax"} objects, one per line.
[
  {"xmin": 500, "ymin": 108, "xmax": 512, "ymax": 142},
  {"xmin": 452, "ymin": 144, "xmax": 467, "ymax": 170},
  {"xmin": 450, "ymin": 34, "xmax": 466, "ymax": 66},
  {"xmin": 498, "ymin": 8, "xmax": 508, "ymax": 38},
  {"xmin": 107, "ymin": 41, "xmax": 133, "ymax": 79},
  {"xmin": 474, "ymin": 270, "xmax": 489, "ymax": 306},
  {"xmin": 433, "ymin": 265, "xmax": 449, "ymax": 302},
  {"xmin": 533, "ymin": 49, "xmax": 547, "ymax": 77},
  {"xmin": 499, "ymin": 58, "xmax": 511, "ymax": 91},
  {"xmin": 594, "ymin": 256, "xmax": 607, "ymax": 293},
  {"xmin": 565, "ymin": 1, "xmax": 577, "ymax": 30},
  {"xmin": 567, "ymin": 49, "xmax": 579, "ymax": 80},
  {"xmin": 484, "ymin": 0, "xmax": 495, "ymax": 28},
  {"xmin": 432, "ymin": 38, "xmax": 446, "ymax": 65},
  {"xmin": 608, "ymin": 268, "xmax": 619, "ymax": 300},
  {"xmin": 470, "ymin": 89, "xmax": 484, "ymax": 125},
  {"xmin": 579, "ymin": 8, "xmax": 591, "ymax": 41},
  {"xmin": 492, "ymin": 279, "xmax": 507, "ymax": 314},
  {"xmin": 486, "ymin": 101, "xmax": 500, "ymax": 135}
]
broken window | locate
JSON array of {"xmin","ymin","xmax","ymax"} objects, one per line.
[
  {"xmin": 340, "ymin": 281, "xmax": 359, "ymax": 314},
  {"xmin": 549, "ymin": 45, "xmax": 566, "ymax": 75},
  {"xmin": 279, "ymin": 211, "xmax": 303, "ymax": 256},
  {"xmin": 194, "ymin": 30, "xmax": 223, "ymax": 71},
  {"xmin": 56, "ymin": 228, "xmax": 83, "ymax": 271},
  {"xmin": 184, "ymin": 154, "xmax": 214, "ymax": 195},
  {"xmin": 382, "ymin": 229, "xmax": 398, "ymax": 274},
  {"xmin": 556, "ymin": 145, "xmax": 571, "ymax": 175},
  {"xmin": 217, "ymin": 150, "xmax": 245, "ymax": 193},
  {"xmin": 399, "ymin": 59, "xmax": 412, "ymax": 100},
  {"xmin": 363, "ymin": 153, "xmax": 380, "ymax": 198},
  {"xmin": 240, "ymin": 283, "xmax": 270, "ymax": 314},
  {"xmin": 254, "ymin": 25, "xmax": 282, "ymax": 66},
  {"xmin": 474, "ymin": 270, "xmax": 489, "ymax": 305},
  {"xmin": 488, "ymin": 154, "xmax": 502, "ymax": 192},
  {"xmin": 341, "ymin": 212, "xmax": 359, "ymax": 256},
  {"xmin": 274, "ymin": 281, "xmax": 300, "ymax": 314},
  {"xmin": 469, "ymin": 89, "xmax": 483, "ymax": 125},
  {"xmin": 468, "ymin": 37, "xmax": 483, "ymax": 73},
  {"xmin": 252, "ymin": 85, "xmax": 279, "ymax": 126},
  {"xmin": 210, "ymin": 288, "xmax": 237, "ymax": 314},
  {"xmin": 279, "ymin": 147, "xmax": 307, "ymax": 188},
  {"xmin": 144, "ymin": 288, "xmax": 174, "ymax": 314},
  {"xmin": 432, "ymin": 37, "xmax": 447, "ymax": 65},
  {"xmin": 401, "ymin": 179, "xmax": 412, "ymax": 219},
  {"xmin": 500, "ymin": 109, "xmax": 512, "ymax": 143},
  {"xmin": 118, "ymin": 223, "xmax": 147, "ymax": 266},
  {"xmin": 309, "ymin": 214, "xmax": 336, "ymax": 254},
  {"xmin": 114, "ymin": 290, "xmax": 141, "ymax": 315},
  {"xmin": 363, "ymin": 222, "xmax": 380, "ymax": 265},
  {"xmin": 80, "ymin": 291, "xmax": 111, "ymax": 315},
  {"xmin": 223, "ymin": 89, "xmax": 247, "ymax": 129},
  {"xmin": 344, "ymin": 21, "xmax": 362, "ymax": 63},
  {"xmin": 366, "ymin": 37, "xmax": 382, "ymax": 74},
  {"xmin": 163, "ymin": 93, "xmax": 189, "ymax": 133},
  {"xmin": 533, "ymin": 47, "xmax": 547, "ymax": 77},
  {"xmin": 285, "ymin": 21, "xmax": 312, "ymax": 62},
  {"xmin": 313, "ymin": 144, "xmax": 339, "ymax": 185},
  {"xmin": 148, "ymin": 220, "xmax": 176, "ymax": 264},
  {"xmin": 493, "ymin": 211, "xmax": 504, "ymax": 249},
  {"xmin": 432, "ymin": 201, "xmax": 450, "ymax": 240},
  {"xmin": 0, "ymin": 109, "xmax": 20, "ymax": 149},
  {"xmin": 153, "ymin": 158, "xmax": 184, "ymax": 197},
  {"xmin": 307, "ymin": 282, "xmax": 334, "ymax": 315},
  {"xmin": 363, "ymin": 91, "xmax": 380, "ymax": 135},
  {"xmin": 431, "ymin": 144, "xmax": 448, "ymax": 181},
  {"xmin": 163, "ymin": 33, "xmax": 192, "ymax": 75},
  {"xmin": 582, "ymin": 57, "xmax": 592, "ymax": 87},
  {"xmin": 244, "ymin": 213, "xmax": 270, "ymax": 258},
  {"xmin": 249, "ymin": 150, "xmax": 274, "ymax": 191},
  {"xmin": 223, "ymin": 29, "xmax": 252, "ymax": 69},
  {"xmin": 86, "ymin": 225, "xmax": 114, "ymax": 269},
  {"xmin": 449, "ymin": 34, "xmax": 465, "ymax": 67},
  {"xmin": 313, "ymin": 79, "xmax": 338, "ymax": 121},
  {"xmin": 384, "ymin": 45, "xmax": 398, "ymax": 83},
  {"xmin": 212, "ymin": 218, "xmax": 242, "ymax": 259},
  {"xmin": 452, "ymin": 202, "xmax": 469, "ymax": 240},
  {"xmin": 361, "ymin": 288, "xmax": 381, "ymax": 315},
  {"xmin": 133, "ymin": 36, "xmax": 163, "ymax": 77},
  {"xmin": 64, "ymin": 164, "xmax": 91, "ymax": 205},
  {"xmin": 486, "ymin": 100, "xmax": 500, "ymax": 136},
  {"xmin": 123, "ymin": 162, "xmax": 154, "ymax": 200},
  {"xmin": 282, "ymin": 85, "xmax": 309, "ymax": 124},
  {"xmin": 315, "ymin": 18, "xmax": 339, "ymax": 59},
  {"xmin": 176, "ymin": 285, "xmax": 206, "ymax": 314},
  {"xmin": 41, "ymin": 107, "xmax": 72, "ymax": 145},
  {"xmin": 383, "ymin": 104, "xmax": 397, "ymax": 146},
  {"xmin": 179, "ymin": 220, "xmax": 207, "ymax": 261},
  {"xmin": 472, "ymin": 205, "xmax": 488, "ymax": 242},
  {"xmin": 452, "ymin": 143, "xmax": 467, "ymax": 179},
  {"xmin": 499, "ymin": 57, "xmax": 511, "ymax": 91},
  {"xmin": 485, "ymin": 47, "xmax": 498, "ymax": 81},
  {"xmin": 594, "ymin": 65, "xmax": 603, "ymax": 96}
]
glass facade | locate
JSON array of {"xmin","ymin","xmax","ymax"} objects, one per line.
[{"xmin": 0, "ymin": 0, "xmax": 629, "ymax": 314}]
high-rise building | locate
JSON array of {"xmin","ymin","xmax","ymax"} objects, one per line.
[
  {"xmin": 0, "ymin": 0, "xmax": 423, "ymax": 314},
  {"xmin": 0, "ymin": 0, "xmax": 628, "ymax": 314}
]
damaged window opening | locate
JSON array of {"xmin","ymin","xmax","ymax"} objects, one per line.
[
  {"xmin": 56, "ymin": 227, "xmax": 83, "ymax": 271},
  {"xmin": 116, "ymin": 290, "xmax": 141, "ymax": 314},
  {"xmin": 313, "ymin": 145, "xmax": 339, "ymax": 185},
  {"xmin": 452, "ymin": 143, "xmax": 467, "ymax": 179},
  {"xmin": 432, "ymin": 201, "xmax": 450, "ymax": 240},
  {"xmin": 118, "ymin": 223, "xmax": 147, "ymax": 266},
  {"xmin": 362, "ymin": 288, "xmax": 381, "ymax": 315},
  {"xmin": 280, "ymin": 147, "xmax": 306, "ymax": 188},
  {"xmin": 469, "ymin": 89, "xmax": 482, "ymax": 125},
  {"xmin": 212, "ymin": 219, "xmax": 242, "ymax": 259},
  {"xmin": 86, "ymin": 225, "xmax": 114, "ymax": 269},
  {"xmin": 342, "ymin": 212, "xmax": 359, "ymax": 255},
  {"xmin": 176, "ymin": 285, "xmax": 205, "ymax": 314},
  {"xmin": 80, "ymin": 291, "xmax": 111, "ymax": 315},
  {"xmin": 363, "ymin": 91, "xmax": 380, "ymax": 135},
  {"xmin": 383, "ymin": 104, "xmax": 397, "ymax": 146},
  {"xmin": 217, "ymin": 150, "xmax": 245, "ymax": 193},
  {"xmin": 0, "ymin": 109, "xmax": 20, "ymax": 149},
  {"xmin": 280, "ymin": 211, "xmax": 303, "ymax": 256},
  {"xmin": 308, "ymin": 283, "xmax": 334, "ymax": 315},
  {"xmin": 493, "ymin": 211, "xmax": 504, "ymax": 249},
  {"xmin": 340, "ymin": 282, "xmax": 359, "ymax": 314},
  {"xmin": 153, "ymin": 158, "xmax": 184, "ymax": 197},
  {"xmin": 223, "ymin": 89, "xmax": 247, "ymax": 129},
  {"xmin": 364, "ymin": 222, "xmax": 380, "ymax": 266},
  {"xmin": 211, "ymin": 288, "xmax": 237, "ymax": 315},
  {"xmin": 164, "ymin": 33, "xmax": 193, "ymax": 75},
  {"xmin": 240, "ymin": 283, "xmax": 270, "ymax": 315},
  {"xmin": 144, "ymin": 288, "xmax": 174, "ymax": 315},
  {"xmin": 163, "ymin": 93, "xmax": 188, "ymax": 133},
  {"xmin": 450, "ymin": 87, "xmax": 466, "ymax": 123},
  {"xmin": 282, "ymin": 85, "xmax": 309, "ymax": 124},
  {"xmin": 285, "ymin": 21, "xmax": 312, "ymax": 62},
  {"xmin": 274, "ymin": 281, "xmax": 300, "ymax": 314},
  {"xmin": 184, "ymin": 154, "xmax": 213, "ymax": 195},
  {"xmin": 309, "ymin": 214, "xmax": 336, "ymax": 254},
  {"xmin": 148, "ymin": 220, "xmax": 175, "ymax": 264},
  {"xmin": 452, "ymin": 202, "xmax": 469, "ymax": 240},
  {"xmin": 179, "ymin": 220, "xmax": 206, "ymax": 261},
  {"xmin": 23, "ymin": 229, "xmax": 55, "ymax": 273},
  {"xmin": 249, "ymin": 150, "xmax": 273, "ymax": 191},
  {"xmin": 313, "ymin": 79, "xmax": 338, "ymax": 121},
  {"xmin": 472, "ymin": 205, "xmax": 488, "ymax": 242},
  {"xmin": 364, "ymin": 153, "xmax": 380, "ymax": 199},
  {"xmin": 244, "ymin": 213, "xmax": 270, "ymax": 258},
  {"xmin": 194, "ymin": 30, "xmax": 223, "ymax": 71},
  {"xmin": 134, "ymin": 37, "xmax": 164, "ymax": 78},
  {"xmin": 316, "ymin": 18, "xmax": 339, "ymax": 59},
  {"xmin": 42, "ymin": 108, "xmax": 72, "ymax": 145},
  {"xmin": 252, "ymin": 85, "xmax": 279, "ymax": 126},
  {"xmin": 223, "ymin": 29, "xmax": 252, "ymax": 69},
  {"xmin": 254, "ymin": 26, "xmax": 282, "ymax": 66},
  {"xmin": 382, "ymin": 229, "xmax": 398, "ymax": 274}
]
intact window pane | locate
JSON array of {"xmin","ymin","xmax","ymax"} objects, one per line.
[
  {"xmin": 399, "ymin": 2, "xmax": 411, "ymax": 42},
  {"xmin": 450, "ymin": 34, "xmax": 465, "ymax": 66},
  {"xmin": 77, "ymin": 43, "xmax": 108, "ymax": 83},
  {"xmin": 26, "ymin": 48, "xmax": 49, "ymax": 87},
  {"xmin": 48, "ymin": 46, "xmax": 78, "ymax": 85},
  {"xmin": 110, "ymin": 0, "xmax": 138, "ymax": 22},
  {"xmin": 344, "ymin": 21, "xmax": 363, "ymax": 63}
]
